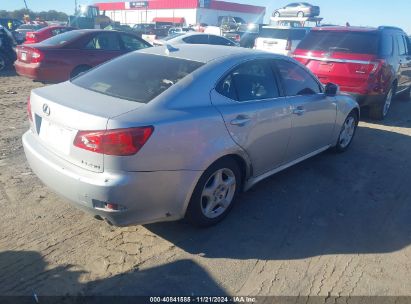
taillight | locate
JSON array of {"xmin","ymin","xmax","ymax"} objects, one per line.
[
  {"xmin": 370, "ymin": 59, "xmax": 385, "ymax": 75},
  {"xmin": 286, "ymin": 40, "xmax": 292, "ymax": 51},
  {"xmin": 27, "ymin": 96, "xmax": 33, "ymax": 122},
  {"xmin": 31, "ymin": 48, "xmax": 44, "ymax": 63},
  {"xmin": 73, "ymin": 127, "xmax": 154, "ymax": 156}
]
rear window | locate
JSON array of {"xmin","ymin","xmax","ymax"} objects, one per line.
[
  {"xmin": 72, "ymin": 53, "xmax": 204, "ymax": 103},
  {"xmin": 298, "ymin": 30, "xmax": 380, "ymax": 54},
  {"xmin": 260, "ymin": 28, "xmax": 307, "ymax": 40},
  {"xmin": 41, "ymin": 30, "xmax": 84, "ymax": 45}
]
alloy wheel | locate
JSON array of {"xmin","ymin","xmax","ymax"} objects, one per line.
[
  {"xmin": 383, "ymin": 89, "xmax": 393, "ymax": 117},
  {"xmin": 200, "ymin": 168, "xmax": 237, "ymax": 219},
  {"xmin": 339, "ymin": 116, "xmax": 356, "ymax": 148}
]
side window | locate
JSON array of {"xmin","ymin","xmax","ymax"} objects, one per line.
[
  {"xmin": 85, "ymin": 33, "xmax": 121, "ymax": 51},
  {"xmin": 403, "ymin": 36, "xmax": 409, "ymax": 54},
  {"xmin": 209, "ymin": 35, "xmax": 234, "ymax": 46},
  {"xmin": 120, "ymin": 34, "xmax": 148, "ymax": 51},
  {"xmin": 380, "ymin": 34, "xmax": 393, "ymax": 56},
  {"xmin": 182, "ymin": 35, "xmax": 209, "ymax": 44},
  {"xmin": 405, "ymin": 36, "xmax": 411, "ymax": 54},
  {"xmin": 216, "ymin": 60, "xmax": 280, "ymax": 102},
  {"xmin": 396, "ymin": 34, "xmax": 407, "ymax": 55},
  {"xmin": 275, "ymin": 59, "xmax": 322, "ymax": 96}
]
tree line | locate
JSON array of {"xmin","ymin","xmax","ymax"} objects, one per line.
[{"xmin": 0, "ymin": 9, "xmax": 68, "ymax": 21}]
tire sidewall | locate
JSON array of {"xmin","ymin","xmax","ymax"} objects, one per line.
[
  {"xmin": 0, "ymin": 52, "xmax": 9, "ymax": 72},
  {"xmin": 185, "ymin": 159, "xmax": 241, "ymax": 227}
]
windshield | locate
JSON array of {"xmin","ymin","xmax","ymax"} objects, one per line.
[
  {"xmin": 72, "ymin": 53, "xmax": 204, "ymax": 103},
  {"xmin": 40, "ymin": 30, "xmax": 84, "ymax": 46},
  {"xmin": 260, "ymin": 28, "xmax": 307, "ymax": 40},
  {"xmin": 297, "ymin": 30, "xmax": 380, "ymax": 54}
]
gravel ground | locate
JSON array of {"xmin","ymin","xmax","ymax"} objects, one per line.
[{"xmin": 1, "ymin": 70, "xmax": 411, "ymax": 298}]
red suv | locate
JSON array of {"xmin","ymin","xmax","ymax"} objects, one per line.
[{"xmin": 293, "ymin": 26, "xmax": 411, "ymax": 120}]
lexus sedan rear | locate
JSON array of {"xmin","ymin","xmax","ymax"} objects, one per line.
[{"xmin": 23, "ymin": 45, "xmax": 359, "ymax": 227}]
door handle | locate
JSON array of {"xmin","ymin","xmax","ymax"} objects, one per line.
[
  {"xmin": 293, "ymin": 106, "xmax": 306, "ymax": 116},
  {"xmin": 230, "ymin": 115, "xmax": 251, "ymax": 127}
]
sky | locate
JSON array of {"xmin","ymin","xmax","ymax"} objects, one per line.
[{"xmin": 3, "ymin": 0, "xmax": 411, "ymax": 34}]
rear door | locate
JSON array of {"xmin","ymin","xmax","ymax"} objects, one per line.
[
  {"xmin": 211, "ymin": 59, "xmax": 292, "ymax": 176},
  {"xmin": 80, "ymin": 31, "xmax": 124, "ymax": 66},
  {"xmin": 274, "ymin": 59, "xmax": 337, "ymax": 161}
]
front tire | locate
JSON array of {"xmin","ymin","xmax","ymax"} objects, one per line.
[
  {"xmin": 334, "ymin": 111, "xmax": 358, "ymax": 153},
  {"xmin": 297, "ymin": 11, "xmax": 305, "ymax": 18},
  {"xmin": 369, "ymin": 86, "xmax": 394, "ymax": 120},
  {"xmin": 185, "ymin": 159, "xmax": 241, "ymax": 227},
  {"xmin": 273, "ymin": 11, "xmax": 280, "ymax": 17}
]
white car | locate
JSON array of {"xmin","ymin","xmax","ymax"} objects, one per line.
[
  {"xmin": 254, "ymin": 26, "xmax": 310, "ymax": 56},
  {"xmin": 153, "ymin": 32, "xmax": 237, "ymax": 47}
]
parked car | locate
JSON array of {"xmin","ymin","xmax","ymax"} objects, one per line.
[
  {"xmin": 23, "ymin": 44, "xmax": 359, "ymax": 227},
  {"xmin": 24, "ymin": 26, "xmax": 76, "ymax": 44},
  {"xmin": 168, "ymin": 27, "xmax": 194, "ymax": 36},
  {"xmin": 254, "ymin": 26, "xmax": 310, "ymax": 56},
  {"xmin": 153, "ymin": 32, "xmax": 238, "ymax": 47},
  {"xmin": 15, "ymin": 23, "xmax": 48, "ymax": 43},
  {"xmin": 0, "ymin": 18, "xmax": 23, "ymax": 31},
  {"xmin": 0, "ymin": 25, "xmax": 17, "ymax": 71},
  {"xmin": 14, "ymin": 29, "xmax": 152, "ymax": 83},
  {"xmin": 273, "ymin": 2, "xmax": 320, "ymax": 18},
  {"xmin": 293, "ymin": 26, "xmax": 411, "ymax": 120},
  {"xmin": 218, "ymin": 16, "xmax": 246, "ymax": 32},
  {"xmin": 133, "ymin": 23, "xmax": 169, "ymax": 39},
  {"xmin": 222, "ymin": 23, "xmax": 261, "ymax": 48}
]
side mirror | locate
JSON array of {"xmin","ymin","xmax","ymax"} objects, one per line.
[{"xmin": 325, "ymin": 82, "xmax": 339, "ymax": 96}]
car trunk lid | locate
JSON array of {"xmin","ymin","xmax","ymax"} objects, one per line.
[{"xmin": 29, "ymin": 82, "xmax": 144, "ymax": 173}]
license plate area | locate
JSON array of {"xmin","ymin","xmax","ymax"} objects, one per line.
[
  {"xmin": 39, "ymin": 119, "xmax": 73, "ymax": 155},
  {"xmin": 21, "ymin": 52, "xmax": 27, "ymax": 61}
]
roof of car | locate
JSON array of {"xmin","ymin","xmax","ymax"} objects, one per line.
[
  {"xmin": 138, "ymin": 44, "xmax": 270, "ymax": 63},
  {"xmin": 312, "ymin": 26, "xmax": 379, "ymax": 32}
]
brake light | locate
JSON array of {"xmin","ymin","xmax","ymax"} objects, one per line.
[
  {"xmin": 286, "ymin": 40, "xmax": 292, "ymax": 51},
  {"xmin": 27, "ymin": 96, "xmax": 33, "ymax": 122},
  {"xmin": 370, "ymin": 59, "xmax": 386, "ymax": 74},
  {"xmin": 73, "ymin": 127, "xmax": 154, "ymax": 156},
  {"xmin": 31, "ymin": 48, "xmax": 44, "ymax": 63}
]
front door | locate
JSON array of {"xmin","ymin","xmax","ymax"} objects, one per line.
[
  {"xmin": 211, "ymin": 59, "xmax": 292, "ymax": 177},
  {"xmin": 273, "ymin": 59, "xmax": 337, "ymax": 162}
]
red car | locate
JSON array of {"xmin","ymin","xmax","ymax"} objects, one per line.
[
  {"xmin": 15, "ymin": 29, "xmax": 152, "ymax": 83},
  {"xmin": 293, "ymin": 26, "xmax": 411, "ymax": 120},
  {"xmin": 24, "ymin": 25, "xmax": 76, "ymax": 44}
]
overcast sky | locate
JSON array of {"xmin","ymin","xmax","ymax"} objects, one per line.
[{"xmin": 4, "ymin": 0, "xmax": 411, "ymax": 34}]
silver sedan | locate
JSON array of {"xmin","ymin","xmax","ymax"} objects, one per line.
[{"xmin": 23, "ymin": 45, "xmax": 359, "ymax": 227}]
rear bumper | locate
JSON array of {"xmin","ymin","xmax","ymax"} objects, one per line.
[
  {"xmin": 14, "ymin": 61, "xmax": 67, "ymax": 83},
  {"xmin": 342, "ymin": 92, "xmax": 385, "ymax": 107},
  {"xmin": 22, "ymin": 130, "xmax": 202, "ymax": 226}
]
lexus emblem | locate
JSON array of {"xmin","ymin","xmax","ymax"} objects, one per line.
[{"xmin": 42, "ymin": 103, "xmax": 50, "ymax": 116}]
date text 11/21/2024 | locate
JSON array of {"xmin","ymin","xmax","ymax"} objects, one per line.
[{"xmin": 149, "ymin": 297, "xmax": 257, "ymax": 303}]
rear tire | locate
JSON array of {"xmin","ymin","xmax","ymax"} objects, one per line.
[
  {"xmin": 297, "ymin": 11, "xmax": 305, "ymax": 18},
  {"xmin": 70, "ymin": 65, "xmax": 91, "ymax": 79},
  {"xmin": 369, "ymin": 86, "xmax": 395, "ymax": 120},
  {"xmin": 185, "ymin": 159, "xmax": 241, "ymax": 227},
  {"xmin": 274, "ymin": 11, "xmax": 280, "ymax": 17}
]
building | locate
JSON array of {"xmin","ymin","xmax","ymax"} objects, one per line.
[{"xmin": 94, "ymin": 0, "xmax": 266, "ymax": 27}]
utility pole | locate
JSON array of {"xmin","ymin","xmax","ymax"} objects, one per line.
[
  {"xmin": 23, "ymin": 0, "xmax": 28, "ymax": 10},
  {"xmin": 75, "ymin": 0, "xmax": 78, "ymax": 14}
]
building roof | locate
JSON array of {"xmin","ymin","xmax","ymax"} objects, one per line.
[{"xmin": 95, "ymin": 0, "xmax": 265, "ymax": 14}]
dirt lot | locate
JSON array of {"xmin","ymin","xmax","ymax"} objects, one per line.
[{"xmin": 1, "ymin": 70, "xmax": 411, "ymax": 298}]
